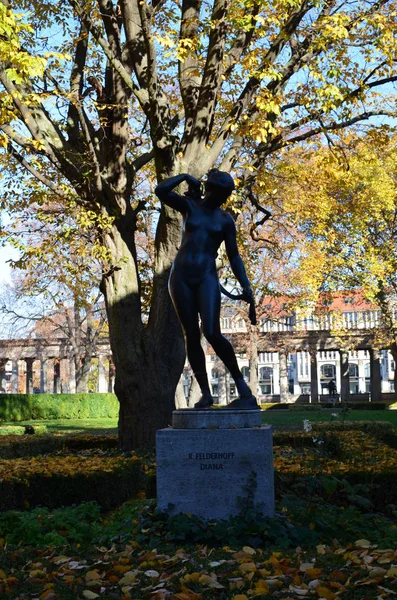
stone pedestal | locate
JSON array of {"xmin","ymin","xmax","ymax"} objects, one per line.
[{"xmin": 156, "ymin": 409, "xmax": 274, "ymax": 520}]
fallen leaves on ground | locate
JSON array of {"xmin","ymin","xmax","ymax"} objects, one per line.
[
  {"xmin": 273, "ymin": 430, "xmax": 397, "ymax": 476},
  {"xmin": 0, "ymin": 539, "xmax": 396, "ymax": 599},
  {"xmin": 0, "ymin": 430, "xmax": 395, "ymax": 486}
]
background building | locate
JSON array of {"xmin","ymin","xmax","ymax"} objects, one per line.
[{"xmin": 182, "ymin": 291, "xmax": 397, "ymax": 404}]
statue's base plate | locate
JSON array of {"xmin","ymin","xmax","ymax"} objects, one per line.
[{"xmin": 172, "ymin": 408, "xmax": 261, "ymax": 429}]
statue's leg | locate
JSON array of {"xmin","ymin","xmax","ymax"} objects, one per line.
[
  {"xmin": 198, "ymin": 277, "xmax": 259, "ymax": 409},
  {"xmin": 169, "ymin": 274, "xmax": 213, "ymax": 408}
]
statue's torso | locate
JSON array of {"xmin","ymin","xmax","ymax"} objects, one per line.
[{"xmin": 171, "ymin": 201, "xmax": 229, "ymax": 283}]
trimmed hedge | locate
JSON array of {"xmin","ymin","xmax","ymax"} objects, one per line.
[
  {"xmin": 261, "ymin": 402, "xmax": 391, "ymax": 410},
  {"xmin": 0, "ymin": 425, "xmax": 25, "ymax": 436},
  {"xmin": 0, "ymin": 393, "xmax": 118, "ymax": 421},
  {"xmin": 289, "ymin": 403, "xmax": 324, "ymax": 411},
  {"xmin": 320, "ymin": 401, "xmax": 388, "ymax": 410},
  {"xmin": 0, "ymin": 460, "xmax": 156, "ymax": 512},
  {"xmin": 0, "ymin": 424, "xmax": 47, "ymax": 436},
  {"xmin": 0, "ymin": 433, "xmax": 119, "ymax": 459},
  {"xmin": 260, "ymin": 403, "xmax": 290, "ymax": 410}
]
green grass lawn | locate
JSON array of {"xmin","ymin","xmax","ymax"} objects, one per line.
[
  {"xmin": 4, "ymin": 418, "xmax": 118, "ymax": 435},
  {"xmin": 3, "ymin": 409, "xmax": 397, "ymax": 434},
  {"xmin": 261, "ymin": 408, "xmax": 397, "ymax": 428}
]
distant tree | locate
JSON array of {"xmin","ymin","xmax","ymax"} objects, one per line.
[
  {"xmin": 0, "ymin": 276, "xmax": 106, "ymax": 392},
  {"xmin": 279, "ymin": 130, "xmax": 397, "ymax": 387}
]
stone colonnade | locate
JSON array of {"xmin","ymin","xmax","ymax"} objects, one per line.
[
  {"xmin": 304, "ymin": 348, "xmax": 381, "ymax": 403},
  {"xmin": 0, "ymin": 354, "xmax": 115, "ymax": 394},
  {"xmin": 205, "ymin": 329, "xmax": 386, "ymax": 404}
]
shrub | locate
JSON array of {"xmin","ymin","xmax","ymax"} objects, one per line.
[
  {"xmin": 0, "ymin": 452, "xmax": 155, "ymax": 511},
  {"xmin": 0, "ymin": 433, "xmax": 118, "ymax": 459},
  {"xmin": 0, "ymin": 393, "xmax": 118, "ymax": 421},
  {"xmin": 0, "ymin": 502, "xmax": 103, "ymax": 547},
  {"xmin": 260, "ymin": 403, "xmax": 290, "ymax": 410},
  {"xmin": 25, "ymin": 424, "xmax": 47, "ymax": 435},
  {"xmin": 321, "ymin": 401, "xmax": 387, "ymax": 410},
  {"xmin": 289, "ymin": 404, "xmax": 323, "ymax": 411},
  {"xmin": 0, "ymin": 425, "xmax": 25, "ymax": 436},
  {"xmin": 0, "ymin": 424, "xmax": 47, "ymax": 436}
]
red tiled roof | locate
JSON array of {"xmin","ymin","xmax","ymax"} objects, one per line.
[{"xmin": 314, "ymin": 290, "xmax": 378, "ymax": 312}]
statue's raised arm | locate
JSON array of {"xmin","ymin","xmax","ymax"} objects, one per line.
[{"xmin": 155, "ymin": 174, "xmax": 201, "ymax": 213}]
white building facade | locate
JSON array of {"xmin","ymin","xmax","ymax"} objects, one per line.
[{"xmin": 182, "ymin": 292, "xmax": 397, "ymax": 404}]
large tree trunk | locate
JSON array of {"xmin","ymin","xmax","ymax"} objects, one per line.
[{"xmin": 102, "ymin": 218, "xmax": 185, "ymax": 450}]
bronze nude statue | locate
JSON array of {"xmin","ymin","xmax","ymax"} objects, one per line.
[{"xmin": 155, "ymin": 169, "xmax": 259, "ymax": 410}]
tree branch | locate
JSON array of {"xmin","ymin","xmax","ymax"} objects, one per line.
[
  {"xmin": 184, "ymin": 0, "xmax": 228, "ymax": 157},
  {"xmin": 5, "ymin": 141, "xmax": 75, "ymax": 201},
  {"xmin": 255, "ymin": 110, "xmax": 397, "ymax": 170},
  {"xmin": 137, "ymin": 0, "xmax": 173, "ymax": 152},
  {"xmin": 222, "ymin": 2, "xmax": 260, "ymax": 80},
  {"xmin": 67, "ymin": 0, "xmax": 147, "ymax": 106},
  {"xmin": 131, "ymin": 149, "xmax": 154, "ymax": 172},
  {"xmin": 120, "ymin": 0, "xmax": 150, "ymax": 95},
  {"xmin": 0, "ymin": 71, "xmax": 67, "ymax": 164},
  {"xmin": 0, "ymin": 124, "xmax": 35, "ymax": 150},
  {"xmin": 179, "ymin": 0, "xmax": 202, "ymax": 130},
  {"xmin": 204, "ymin": 0, "xmax": 314, "ymax": 169},
  {"xmin": 66, "ymin": 22, "xmax": 89, "ymax": 143}
]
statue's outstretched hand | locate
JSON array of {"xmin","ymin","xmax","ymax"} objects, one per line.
[
  {"xmin": 242, "ymin": 286, "xmax": 253, "ymax": 302},
  {"xmin": 248, "ymin": 299, "xmax": 257, "ymax": 326}
]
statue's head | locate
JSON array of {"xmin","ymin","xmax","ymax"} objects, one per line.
[{"xmin": 205, "ymin": 169, "xmax": 235, "ymax": 205}]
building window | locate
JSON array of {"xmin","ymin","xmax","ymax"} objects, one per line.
[
  {"xmin": 211, "ymin": 369, "xmax": 219, "ymax": 380},
  {"xmin": 259, "ymin": 366, "xmax": 273, "ymax": 395},
  {"xmin": 241, "ymin": 366, "xmax": 250, "ymax": 382},
  {"xmin": 211, "ymin": 384, "xmax": 219, "ymax": 397},
  {"xmin": 349, "ymin": 363, "xmax": 359, "ymax": 394},
  {"xmin": 300, "ymin": 383, "xmax": 311, "ymax": 394},
  {"xmin": 229, "ymin": 384, "xmax": 237, "ymax": 397},
  {"xmin": 321, "ymin": 364, "xmax": 336, "ymax": 379},
  {"xmin": 349, "ymin": 363, "xmax": 359, "ymax": 378}
]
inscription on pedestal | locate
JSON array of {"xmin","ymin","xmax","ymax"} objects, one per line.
[
  {"xmin": 156, "ymin": 427, "xmax": 274, "ymax": 520},
  {"xmin": 188, "ymin": 451, "xmax": 235, "ymax": 470}
]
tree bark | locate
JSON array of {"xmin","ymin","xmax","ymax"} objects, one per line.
[{"xmin": 101, "ymin": 218, "xmax": 186, "ymax": 449}]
